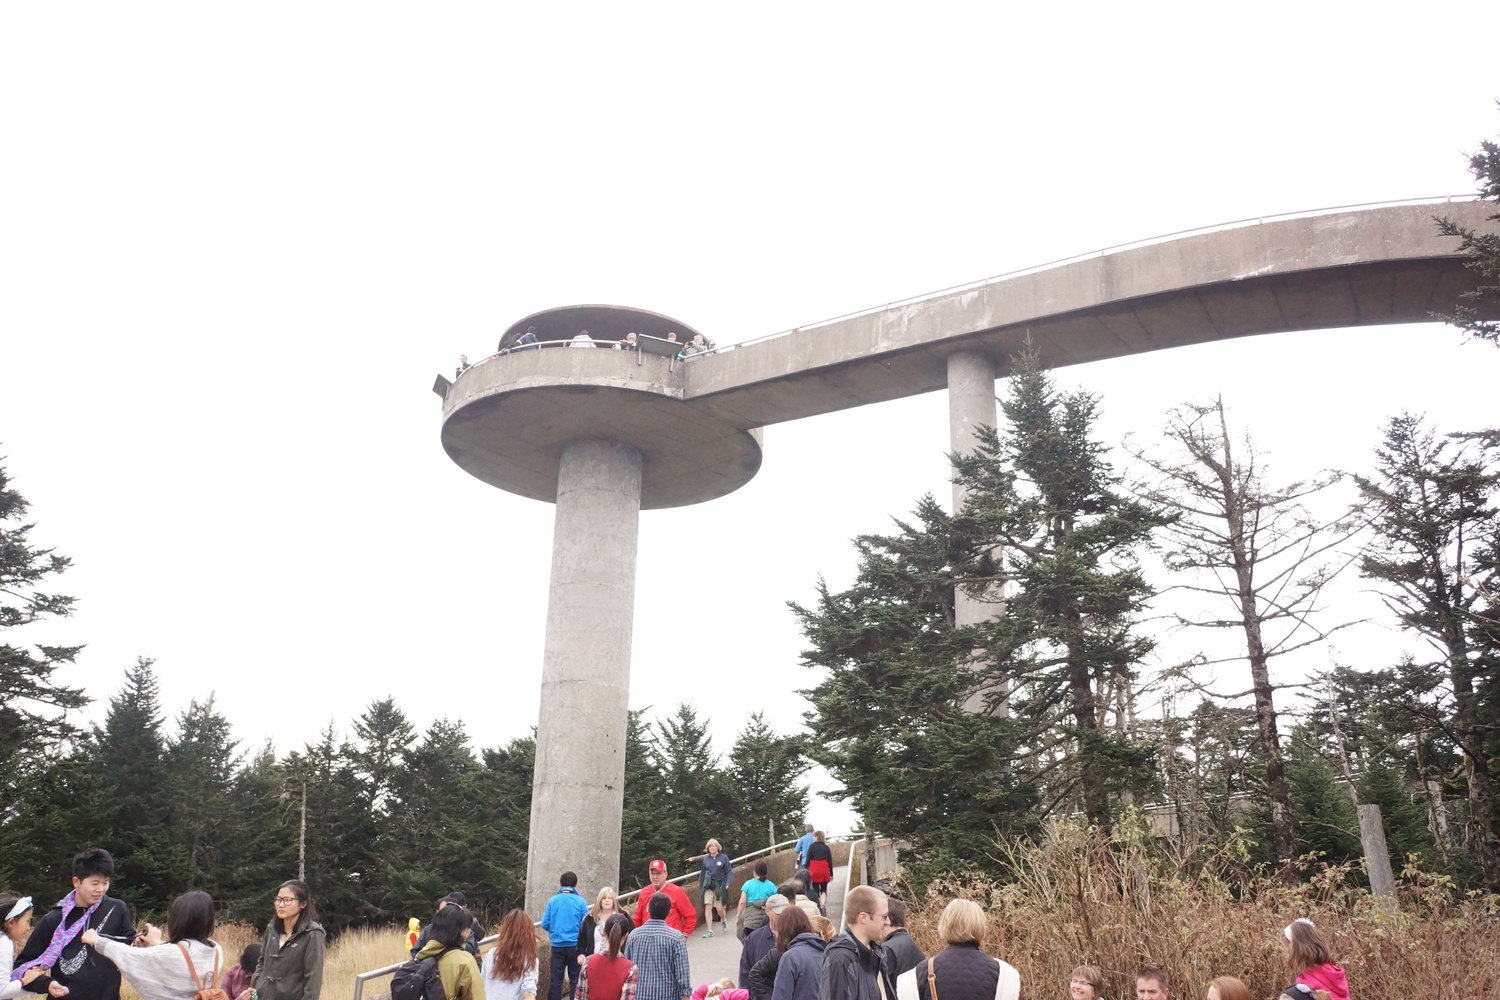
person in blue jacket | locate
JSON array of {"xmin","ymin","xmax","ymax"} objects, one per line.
[{"xmin": 540, "ymin": 871, "xmax": 591, "ymax": 1000}]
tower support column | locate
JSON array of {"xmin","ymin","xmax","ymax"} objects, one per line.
[
  {"xmin": 946, "ymin": 351, "xmax": 1005, "ymax": 714},
  {"xmin": 525, "ymin": 438, "xmax": 642, "ymax": 913}
]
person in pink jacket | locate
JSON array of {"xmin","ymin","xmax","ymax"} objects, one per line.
[
  {"xmin": 1284, "ymin": 920, "xmax": 1350, "ymax": 1000},
  {"xmin": 691, "ymin": 980, "xmax": 747, "ymax": 1000}
]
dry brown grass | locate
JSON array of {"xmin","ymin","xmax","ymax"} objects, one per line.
[{"xmin": 901, "ymin": 817, "xmax": 1500, "ymax": 1000}]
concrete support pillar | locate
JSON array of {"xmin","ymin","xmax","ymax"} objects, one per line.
[
  {"xmin": 946, "ymin": 350, "xmax": 997, "ymax": 622},
  {"xmin": 525, "ymin": 438, "xmax": 643, "ymax": 914},
  {"xmin": 946, "ymin": 352, "xmax": 1004, "ymax": 714}
]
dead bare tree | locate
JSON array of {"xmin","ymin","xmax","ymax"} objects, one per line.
[{"xmin": 1129, "ymin": 397, "xmax": 1360, "ymax": 880}]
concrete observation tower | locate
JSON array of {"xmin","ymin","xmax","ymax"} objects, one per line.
[
  {"xmin": 435, "ymin": 200, "xmax": 1487, "ymax": 913},
  {"xmin": 436, "ymin": 305, "xmax": 764, "ymax": 913}
]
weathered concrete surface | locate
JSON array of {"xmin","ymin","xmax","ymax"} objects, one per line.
[
  {"xmin": 947, "ymin": 352, "xmax": 1006, "ymax": 713},
  {"xmin": 442, "ymin": 349, "xmax": 762, "ymax": 509},
  {"xmin": 946, "ymin": 351, "xmax": 997, "ymax": 514},
  {"xmin": 525, "ymin": 439, "xmax": 643, "ymax": 915},
  {"xmin": 682, "ymin": 201, "xmax": 1495, "ymax": 429}
]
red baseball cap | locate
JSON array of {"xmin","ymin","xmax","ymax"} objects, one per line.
[{"xmin": 648, "ymin": 859, "xmax": 667, "ymax": 873}]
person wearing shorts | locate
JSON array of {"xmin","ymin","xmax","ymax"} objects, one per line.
[{"xmin": 698, "ymin": 839, "xmax": 732, "ymax": 938}]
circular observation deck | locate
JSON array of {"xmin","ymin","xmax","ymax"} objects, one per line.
[{"xmin": 441, "ymin": 305, "xmax": 762, "ymax": 510}]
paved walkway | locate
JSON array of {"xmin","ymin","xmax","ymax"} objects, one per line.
[{"xmin": 683, "ymin": 867, "xmax": 850, "ymax": 985}]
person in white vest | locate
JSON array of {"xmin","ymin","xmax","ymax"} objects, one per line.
[{"xmin": 894, "ymin": 900, "xmax": 1018, "ymax": 1000}]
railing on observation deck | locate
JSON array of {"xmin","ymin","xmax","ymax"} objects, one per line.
[
  {"xmin": 350, "ymin": 833, "xmax": 864, "ymax": 1000},
  {"xmin": 438, "ymin": 193, "xmax": 1480, "ymax": 393}
]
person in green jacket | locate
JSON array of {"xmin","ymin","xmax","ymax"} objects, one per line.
[
  {"xmin": 414, "ymin": 905, "xmax": 481, "ymax": 1000},
  {"xmin": 247, "ymin": 880, "xmax": 325, "ymax": 1000}
]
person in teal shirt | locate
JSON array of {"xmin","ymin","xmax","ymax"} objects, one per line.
[{"xmin": 734, "ymin": 860, "xmax": 778, "ymax": 942}]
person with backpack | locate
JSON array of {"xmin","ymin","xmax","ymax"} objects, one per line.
[
  {"xmin": 249, "ymin": 880, "xmax": 324, "ymax": 1000},
  {"xmin": 80, "ymin": 891, "xmax": 224, "ymax": 1000},
  {"xmin": 481, "ymin": 911, "xmax": 540, "ymax": 1000},
  {"xmin": 407, "ymin": 904, "xmax": 480, "ymax": 1000}
]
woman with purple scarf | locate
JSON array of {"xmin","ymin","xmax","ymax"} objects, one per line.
[{"xmin": 12, "ymin": 850, "xmax": 134, "ymax": 1000}]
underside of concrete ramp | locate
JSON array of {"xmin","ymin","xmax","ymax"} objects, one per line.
[{"xmin": 680, "ymin": 200, "xmax": 1495, "ymax": 428}]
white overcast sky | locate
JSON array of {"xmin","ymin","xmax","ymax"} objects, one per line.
[{"xmin": 3, "ymin": 3, "xmax": 1499, "ymax": 834}]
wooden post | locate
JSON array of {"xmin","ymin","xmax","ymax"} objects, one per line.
[{"xmin": 1357, "ymin": 803, "xmax": 1398, "ymax": 902}]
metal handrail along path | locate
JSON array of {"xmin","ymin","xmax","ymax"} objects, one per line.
[{"xmin": 350, "ymin": 833, "xmax": 863, "ymax": 1000}]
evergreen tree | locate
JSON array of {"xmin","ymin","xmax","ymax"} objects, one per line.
[
  {"xmin": 0, "ymin": 459, "xmax": 87, "ymax": 781},
  {"xmin": 723, "ymin": 713, "xmax": 809, "ymax": 850},
  {"xmin": 218, "ymin": 741, "xmax": 298, "ymax": 922},
  {"xmin": 472, "ymin": 735, "xmax": 535, "ymax": 912},
  {"xmin": 652, "ymin": 703, "xmax": 730, "ymax": 857},
  {"xmin": 164, "ymin": 695, "xmax": 242, "ymax": 895},
  {"xmin": 1436, "ymin": 119, "xmax": 1500, "ymax": 347},
  {"xmin": 351, "ymin": 697, "xmax": 416, "ymax": 817},
  {"xmin": 1355, "ymin": 415, "xmax": 1500, "ymax": 891},
  {"xmin": 282, "ymin": 724, "xmax": 379, "ymax": 930},
  {"xmin": 619, "ymin": 708, "xmax": 664, "ymax": 888},
  {"xmin": 953, "ymin": 347, "xmax": 1169, "ymax": 827},
  {"xmin": 793, "ymin": 496, "xmax": 1037, "ymax": 875},
  {"xmin": 80, "ymin": 658, "xmax": 192, "ymax": 910}
]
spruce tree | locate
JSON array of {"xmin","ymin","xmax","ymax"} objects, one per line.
[
  {"xmin": 81, "ymin": 658, "xmax": 192, "ymax": 910},
  {"xmin": 619, "ymin": 708, "xmax": 665, "ymax": 888},
  {"xmin": 652, "ymin": 703, "xmax": 730, "ymax": 857},
  {"xmin": 1355, "ymin": 414, "xmax": 1500, "ymax": 890},
  {"xmin": 953, "ymin": 347, "xmax": 1169, "ymax": 828},
  {"xmin": 723, "ymin": 713, "xmax": 809, "ymax": 850},
  {"xmin": 794, "ymin": 496, "xmax": 1037, "ymax": 874},
  {"xmin": 0, "ymin": 459, "xmax": 87, "ymax": 780},
  {"xmin": 164, "ymin": 695, "xmax": 242, "ymax": 895},
  {"xmin": 351, "ymin": 697, "xmax": 416, "ymax": 817},
  {"xmin": 1436, "ymin": 119, "xmax": 1500, "ymax": 347}
]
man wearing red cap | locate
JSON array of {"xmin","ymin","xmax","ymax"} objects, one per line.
[{"xmin": 632, "ymin": 860, "xmax": 697, "ymax": 936}]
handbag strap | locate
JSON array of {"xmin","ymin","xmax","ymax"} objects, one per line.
[
  {"xmin": 926, "ymin": 953, "xmax": 938, "ymax": 1000},
  {"xmin": 178, "ymin": 943, "xmax": 206, "ymax": 993}
]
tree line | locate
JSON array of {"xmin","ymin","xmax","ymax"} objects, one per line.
[{"xmin": 0, "ymin": 576, "xmax": 809, "ymax": 932}]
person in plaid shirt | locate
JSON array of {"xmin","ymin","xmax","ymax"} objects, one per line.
[{"xmin": 623, "ymin": 894, "xmax": 690, "ymax": 1000}]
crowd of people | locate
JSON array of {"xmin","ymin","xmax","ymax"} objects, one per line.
[
  {"xmin": 0, "ymin": 849, "xmax": 324, "ymax": 1000},
  {"xmin": 453, "ymin": 328, "xmax": 718, "ymax": 377},
  {"xmin": 1, "ymin": 846, "xmax": 1352, "ymax": 1000}
]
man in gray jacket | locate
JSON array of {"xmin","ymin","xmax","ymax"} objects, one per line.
[{"xmin": 880, "ymin": 899, "xmax": 925, "ymax": 980}]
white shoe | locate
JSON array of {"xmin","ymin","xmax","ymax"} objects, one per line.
[{"xmin": 702, "ymin": 929, "xmax": 713, "ymax": 938}]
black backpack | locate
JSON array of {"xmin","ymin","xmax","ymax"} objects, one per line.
[{"xmin": 390, "ymin": 947, "xmax": 454, "ymax": 1000}]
